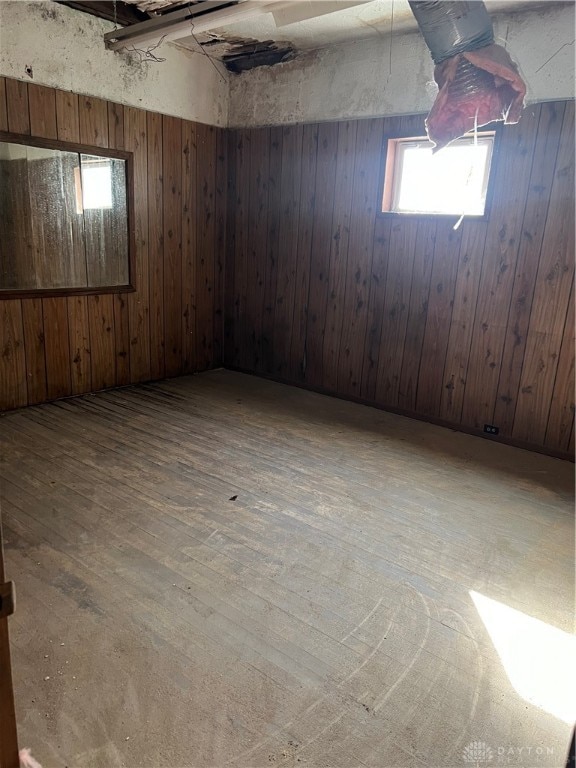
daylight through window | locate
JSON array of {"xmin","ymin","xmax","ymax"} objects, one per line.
[{"xmin": 382, "ymin": 133, "xmax": 495, "ymax": 217}]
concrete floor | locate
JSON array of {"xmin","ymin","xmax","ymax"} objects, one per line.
[{"xmin": 1, "ymin": 370, "xmax": 574, "ymax": 767}]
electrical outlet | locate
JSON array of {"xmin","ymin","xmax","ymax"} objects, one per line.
[{"xmin": 484, "ymin": 424, "xmax": 499, "ymax": 435}]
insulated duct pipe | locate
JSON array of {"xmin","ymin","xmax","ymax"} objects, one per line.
[{"xmin": 408, "ymin": 1, "xmax": 527, "ymax": 149}]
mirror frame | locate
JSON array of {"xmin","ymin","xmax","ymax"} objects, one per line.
[{"xmin": 0, "ymin": 130, "xmax": 136, "ymax": 299}]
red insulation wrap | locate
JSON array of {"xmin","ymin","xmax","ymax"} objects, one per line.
[
  {"xmin": 427, "ymin": 44, "xmax": 526, "ymax": 150},
  {"xmin": 409, "ymin": 1, "xmax": 527, "ymax": 150}
]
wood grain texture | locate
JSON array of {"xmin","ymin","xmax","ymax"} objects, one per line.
[
  {"xmin": 360, "ymin": 218, "xmax": 391, "ymax": 402},
  {"xmin": 0, "ymin": 77, "xmax": 8, "ymax": 132},
  {"xmin": 147, "ymin": 110, "xmax": 165, "ymax": 381},
  {"xmin": 439, "ymin": 220, "xmax": 486, "ymax": 424},
  {"xmin": 398, "ymin": 219, "xmax": 436, "ymax": 412},
  {"xmin": 21, "ymin": 300, "xmax": 47, "ymax": 405},
  {"xmin": 5, "ymin": 79, "xmax": 30, "ymax": 134},
  {"xmin": 226, "ymin": 103, "xmax": 575, "ymax": 458},
  {"xmin": 273, "ymin": 125, "xmax": 302, "ymax": 380},
  {"xmin": 229, "ymin": 130, "xmax": 250, "ymax": 370},
  {"xmin": 416, "ymin": 222, "xmax": 462, "ymax": 418},
  {"xmin": 28, "ymin": 84, "xmax": 57, "ymax": 140},
  {"xmin": 42, "ymin": 298, "xmax": 71, "ymax": 401},
  {"xmin": 67, "ymin": 295, "xmax": 91, "ymax": 395},
  {"xmin": 214, "ymin": 127, "xmax": 227, "ymax": 367},
  {"xmin": 337, "ymin": 118, "xmax": 383, "ymax": 399},
  {"xmin": 182, "ymin": 121, "xmax": 198, "ymax": 374},
  {"xmin": 322, "ymin": 120, "xmax": 357, "ymax": 393},
  {"xmin": 1, "ymin": 371, "xmax": 574, "ymax": 766},
  {"xmin": 289, "ymin": 124, "xmax": 317, "ymax": 383},
  {"xmin": 162, "ymin": 115, "xmax": 183, "ymax": 378},
  {"xmin": 493, "ymin": 102, "xmax": 566, "ymax": 435},
  {"xmin": 245, "ymin": 127, "xmax": 270, "ymax": 373},
  {"xmin": 124, "ymin": 106, "xmax": 151, "ymax": 384},
  {"xmin": 196, "ymin": 123, "xmax": 217, "ymax": 372},
  {"xmin": 0, "ymin": 301, "xmax": 27, "ymax": 410},
  {"xmin": 223, "ymin": 130, "xmax": 237, "ymax": 367},
  {"xmin": 261, "ymin": 127, "xmax": 283, "ymax": 375},
  {"xmin": 1, "ymin": 78, "xmax": 223, "ymax": 411},
  {"xmin": 304, "ymin": 122, "xmax": 338, "ymax": 386},
  {"xmin": 512, "ymin": 103, "xmax": 575, "ymax": 447}
]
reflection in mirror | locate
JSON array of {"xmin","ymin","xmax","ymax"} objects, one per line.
[{"xmin": 0, "ymin": 138, "xmax": 130, "ymax": 294}]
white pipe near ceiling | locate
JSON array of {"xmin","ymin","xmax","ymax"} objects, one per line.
[
  {"xmin": 104, "ymin": 0, "xmax": 293, "ymax": 49},
  {"xmin": 104, "ymin": 0, "xmax": 371, "ymax": 50}
]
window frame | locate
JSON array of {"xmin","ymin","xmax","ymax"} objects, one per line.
[
  {"xmin": 378, "ymin": 123, "xmax": 501, "ymax": 222},
  {"xmin": 0, "ymin": 130, "xmax": 136, "ymax": 300}
]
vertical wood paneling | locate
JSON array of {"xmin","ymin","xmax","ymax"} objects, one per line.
[
  {"xmin": 214, "ymin": 127, "xmax": 227, "ymax": 367},
  {"xmin": 42, "ymin": 298, "xmax": 71, "ymax": 399},
  {"xmin": 512, "ymin": 103, "xmax": 575, "ymax": 445},
  {"xmin": 124, "ymin": 105, "xmax": 151, "ymax": 383},
  {"xmin": 231, "ymin": 130, "xmax": 251, "ymax": 369},
  {"xmin": 182, "ymin": 120, "xmax": 197, "ymax": 373},
  {"xmin": 196, "ymin": 123, "xmax": 216, "ymax": 371},
  {"xmin": 304, "ymin": 122, "xmax": 338, "ymax": 386},
  {"xmin": 67, "ymin": 295, "xmax": 91, "ymax": 395},
  {"xmin": 162, "ymin": 114, "xmax": 183, "ymax": 378},
  {"xmin": 0, "ymin": 301, "xmax": 27, "ymax": 410},
  {"xmin": 223, "ymin": 129, "xmax": 237, "ymax": 365},
  {"xmin": 397, "ymin": 219, "xmax": 436, "ymax": 412},
  {"xmin": 261, "ymin": 127, "xmax": 284, "ymax": 375},
  {"xmin": 493, "ymin": 102, "xmax": 566, "ymax": 433},
  {"xmin": 54, "ymin": 90, "xmax": 80, "ymax": 142},
  {"xmin": 21, "ymin": 299, "xmax": 47, "ymax": 404},
  {"xmin": 360, "ymin": 218, "xmax": 391, "ymax": 402},
  {"xmin": 337, "ymin": 118, "xmax": 383, "ymax": 398},
  {"xmin": 6, "ymin": 78, "xmax": 30, "ymax": 134},
  {"xmin": 460, "ymin": 107, "xmax": 541, "ymax": 429},
  {"xmin": 246, "ymin": 127, "xmax": 271, "ymax": 373},
  {"xmin": 78, "ymin": 95, "xmax": 109, "ymax": 149},
  {"xmin": 28, "ymin": 84, "xmax": 57, "ymax": 139},
  {"xmin": 374, "ymin": 219, "xmax": 418, "ymax": 405},
  {"xmin": 147, "ymin": 111, "xmax": 164, "ymax": 380},
  {"xmin": 415, "ymin": 222, "xmax": 462, "ymax": 417},
  {"xmin": 87, "ymin": 293, "xmax": 116, "ymax": 391},
  {"xmin": 108, "ymin": 101, "xmax": 124, "ymax": 150},
  {"xmin": 272, "ymin": 125, "xmax": 303, "ymax": 379},
  {"xmin": 544, "ymin": 280, "xmax": 575, "ymax": 451},
  {"xmin": 226, "ymin": 101, "xmax": 575, "ymax": 458},
  {"xmin": 439, "ymin": 220, "xmax": 487, "ymax": 423},
  {"xmin": 322, "ymin": 120, "xmax": 357, "ymax": 392},
  {"xmin": 289, "ymin": 123, "xmax": 318, "ymax": 382},
  {"xmin": 1, "ymin": 78, "xmax": 222, "ymax": 412},
  {"xmin": 0, "ymin": 77, "xmax": 8, "ymax": 131}
]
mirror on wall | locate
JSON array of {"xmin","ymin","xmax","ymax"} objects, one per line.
[{"xmin": 0, "ymin": 134, "xmax": 133, "ymax": 296}]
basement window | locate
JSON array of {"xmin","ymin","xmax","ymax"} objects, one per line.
[{"xmin": 381, "ymin": 133, "xmax": 495, "ymax": 217}]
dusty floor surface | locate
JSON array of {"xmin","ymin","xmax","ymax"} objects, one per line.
[{"xmin": 1, "ymin": 371, "xmax": 574, "ymax": 767}]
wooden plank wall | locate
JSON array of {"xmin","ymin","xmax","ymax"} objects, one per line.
[
  {"xmin": 0, "ymin": 77, "xmax": 226, "ymax": 411},
  {"xmin": 225, "ymin": 101, "xmax": 575, "ymax": 458}
]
